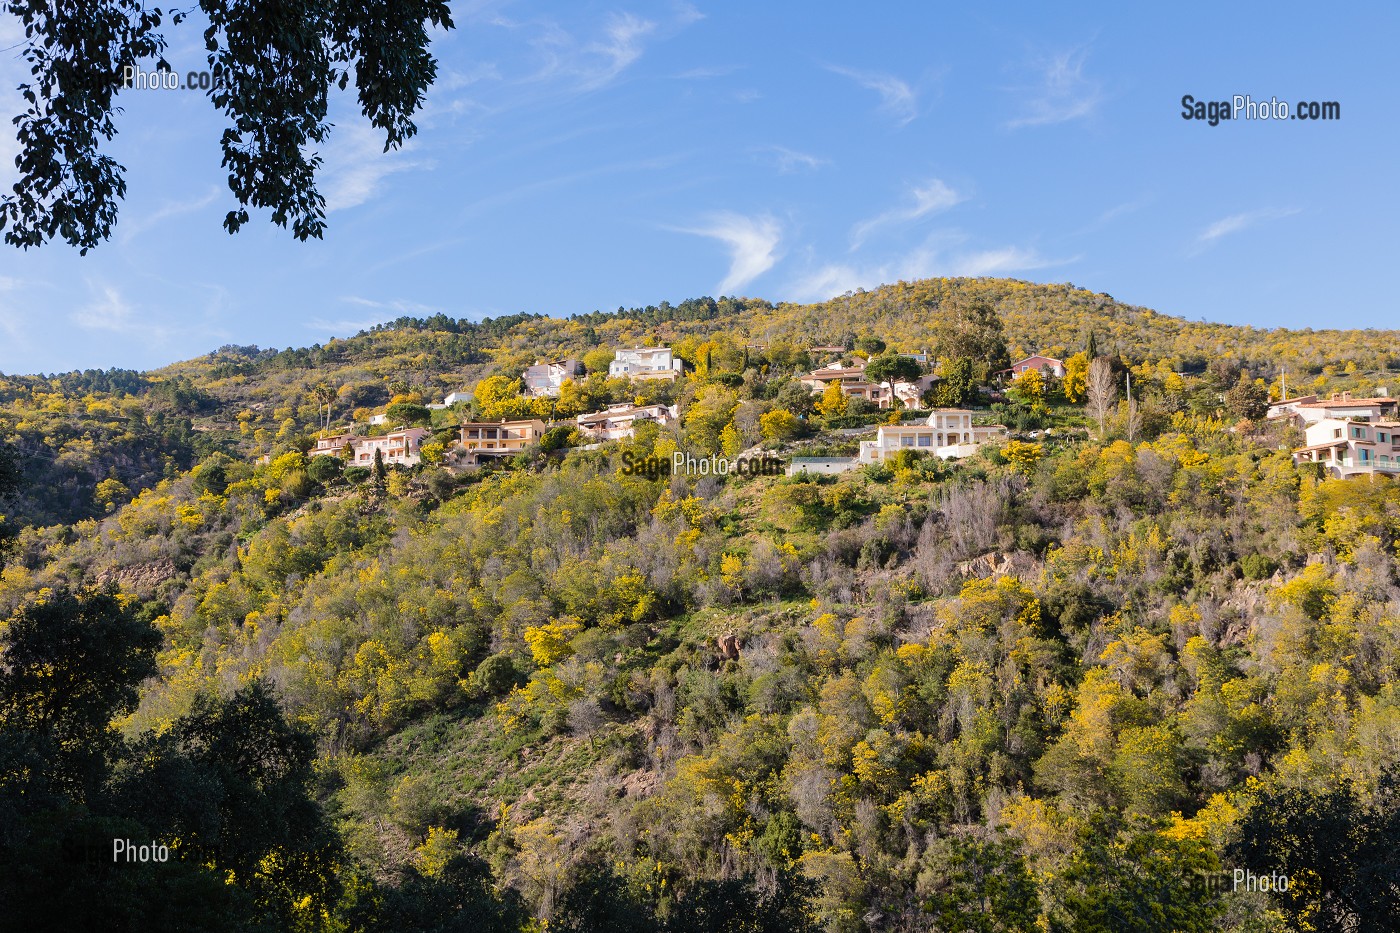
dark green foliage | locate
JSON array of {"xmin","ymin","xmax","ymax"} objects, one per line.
[
  {"xmin": 854, "ymin": 336, "xmax": 887, "ymax": 357},
  {"xmin": 1223, "ymin": 376, "xmax": 1269, "ymax": 421},
  {"xmin": 352, "ymin": 855, "xmax": 529, "ymax": 933},
  {"xmin": 540, "ymin": 425, "xmax": 575, "ymax": 452},
  {"xmin": 307, "ymin": 454, "xmax": 345, "ymax": 485},
  {"xmin": 551, "ymin": 856, "xmax": 818, "ymax": 933},
  {"xmin": 932, "ymin": 294, "xmax": 1010, "ymax": 374},
  {"xmin": 930, "ymin": 357, "xmax": 980, "ymax": 407},
  {"xmin": 0, "ymin": 592, "xmax": 343, "ymax": 931},
  {"xmin": 1231, "ymin": 774, "xmax": 1400, "ymax": 932},
  {"xmin": 2, "ymin": 0, "xmax": 453, "ymax": 248},
  {"xmin": 0, "ymin": 443, "xmax": 20, "ymax": 500},
  {"xmin": 921, "ymin": 836, "xmax": 1039, "ymax": 932},
  {"xmin": 0, "ymin": 588, "xmax": 159, "ymax": 799},
  {"xmin": 386, "ymin": 402, "xmax": 434, "ymax": 427},
  {"xmin": 470, "ymin": 654, "xmax": 525, "ymax": 697},
  {"xmin": 864, "ymin": 352, "xmax": 923, "ymax": 388},
  {"xmin": 193, "ymin": 453, "xmax": 233, "ymax": 496},
  {"xmin": 1047, "ymin": 817, "xmax": 1222, "ymax": 932}
]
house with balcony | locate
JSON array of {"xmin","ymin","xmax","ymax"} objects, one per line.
[
  {"xmin": 609, "ymin": 346, "xmax": 684, "ymax": 381},
  {"xmin": 1293, "ymin": 417, "xmax": 1400, "ymax": 478},
  {"xmin": 307, "ymin": 429, "xmax": 429, "ymax": 467},
  {"xmin": 522, "ymin": 358, "xmax": 584, "ymax": 397},
  {"xmin": 800, "ymin": 362, "xmax": 935, "ymax": 409},
  {"xmin": 800, "ymin": 362, "xmax": 876, "ymax": 402},
  {"xmin": 576, "ymin": 403, "xmax": 678, "ymax": 442},
  {"xmin": 857, "ymin": 409, "xmax": 1007, "ymax": 463},
  {"xmin": 457, "ymin": 418, "xmax": 547, "ymax": 465},
  {"xmin": 311, "ymin": 433, "xmax": 355, "ymax": 457},
  {"xmin": 1288, "ymin": 392, "xmax": 1398, "ymax": 425},
  {"xmin": 348, "ymin": 428, "xmax": 431, "ymax": 468}
]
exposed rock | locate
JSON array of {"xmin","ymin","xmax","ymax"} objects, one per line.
[
  {"xmin": 717, "ymin": 632, "xmax": 742, "ymax": 661},
  {"xmin": 620, "ymin": 769, "xmax": 661, "ymax": 799},
  {"xmin": 94, "ymin": 557, "xmax": 178, "ymax": 597}
]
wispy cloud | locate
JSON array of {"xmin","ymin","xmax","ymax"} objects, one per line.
[
  {"xmin": 340, "ymin": 295, "xmax": 443, "ymax": 316},
  {"xmin": 787, "ymin": 235, "xmax": 1068, "ymax": 302},
  {"xmin": 756, "ymin": 145, "xmax": 827, "ymax": 174},
  {"xmin": 850, "ymin": 179, "xmax": 963, "ymax": 249},
  {"xmin": 320, "ymin": 122, "xmax": 429, "ymax": 212},
  {"xmin": 1195, "ymin": 208, "xmax": 1301, "ymax": 248},
  {"xmin": 119, "ymin": 187, "xmax": 220, "ymax": 243},
  {"xmin": 1006, "ymin": 45, "xmax": 1102, "ymax": 129},
  {"xmin": 528, "ymin": 12, "xmax": 662, "ymax": 92},
  {"xmin": 675, "ymin": 212, "xmax": 783, "ymax": 295},
  {"xmin": 826, "ymin": 64, "xmax": 918, "ymax": 125},
  {"xmin": 586, "ymin": 13, "xmax": 657, "ymax": 89},
  {"xmin": 671, "ymin": 64, "xmax": 743, "ymax": 80},
  {"xmin": 71, "ymin": 282, "xmax": 170, "ymax": 342}
]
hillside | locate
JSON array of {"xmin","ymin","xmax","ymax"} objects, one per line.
[{"xmin": 2, "ymin": 277, "xmax": 1399, "ymax": 931}]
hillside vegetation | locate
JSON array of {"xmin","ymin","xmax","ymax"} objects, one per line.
[{"xmin": 2, "ymin": 278, "xmax": 1399, "ymax": 932}]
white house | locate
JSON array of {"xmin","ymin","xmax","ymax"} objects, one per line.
[
  {"xmin": 576, "ymin": 403, "xmax": 678, "ymax": 441},
  {"xmin": 609, "ymin": 346, "xmax": 684, "ymax": 381},
  {"xmin": 1267, "ymin": 394, "xmax": 1318, "ymax": 421},
  {"xmin": 1293, "ymin": 417, "xmax": 1400, "ymax": 478},
  {"xmin": 785, "ymin": 456, "xmax": 859, "ymax": 476},
  {"xmin": 443, "ymin": 391, "xmax": 471, "ymax": 406},
  {"xmin": 858, "ymin": 410, "xmax": 1007, "ymax": 463},
  {"xmin": 1289, "ymin": 392, "xmax": 1398, "ymax": 425},
  {"xmin": 522, "ymin": 358, "xmax": 584, "ymax": 397}
]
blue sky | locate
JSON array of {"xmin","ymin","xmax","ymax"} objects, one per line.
[{"xmin": 0, "ymin": 1, "xmax": 1396, "ymax": 374}]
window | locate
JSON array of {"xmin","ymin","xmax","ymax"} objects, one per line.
[{"xmin": 918, "ymin": 435, "xmax": 931, "ymax": 447}]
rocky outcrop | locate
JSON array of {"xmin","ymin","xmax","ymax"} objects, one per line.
[
  {"xmin": 717, "ymin": 632, "xmax": 742, "ymax": 661},
  {"xmin": 94, "ymin": 557, "xmax": 178, "ymax": 596}
]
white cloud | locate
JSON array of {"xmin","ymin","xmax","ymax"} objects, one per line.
[
  {"xmin": 119, "ymin": 187, "xmax": 221, "ymax": 243},
  {"xmin": 850, "ymin": 179, "xmax": 962, "ymax": 249},
  {"xmin": 787, "ymin": 236, "xmax": 1066, "ymax": 303},
  {"xmin": 319, "ymin": 122, "xmax": 428, "ymax": 212},
  {"xmin": 826, "ymin": 65, "xmax": 918, "ymax": 125},
  {"xmin": 676, "ymin": 212, "xmax": 782, "ymax": 295},
  {"xmin": 1196, "ymin": 208, "xmax": 1301, "ymax": 246},
  {"xmin": 585, "ymin": 13, "xmax": 657, "ymax": 89},
  {"xmin": 1006, "ymin": 46, "xmax": 1102, "ymax": 129},
  {"xmin": 758, "ymin": 145, "xmax": 827, "ymax": 174},
  {"xmin": 340, "ymin": 295, "xmax": 443, "ymax": 316},
  {"xmin": 71, "ymin": 283, "xmax": 170, "ymax": 342},
  {"xmin": 307, "ymin": 316, "xmax": 392, "ymax": 334},
  {"xmin": 529, "ymin": 12, "xmax": 661, "ymax": 92}
]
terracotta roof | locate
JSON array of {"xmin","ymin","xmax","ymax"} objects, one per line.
[{"xmin": 1295, "ymin": 396, "xmax": 1396, "ymax": 408}]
